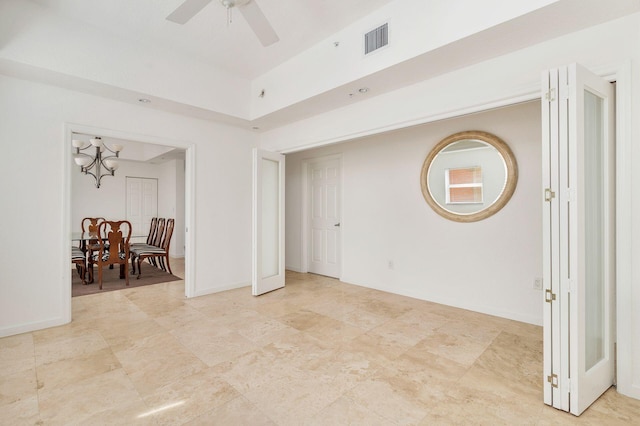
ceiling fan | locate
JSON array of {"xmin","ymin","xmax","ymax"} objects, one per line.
[{"xmin": 166, "ymin": 0, "xmax": 279, "ymax": 46}]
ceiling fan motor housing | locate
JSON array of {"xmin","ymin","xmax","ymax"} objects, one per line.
[{"xmin": 220, "ymin": 0, "xmax": 250, "ymax": 8}]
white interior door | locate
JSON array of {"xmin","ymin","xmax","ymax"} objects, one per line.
[
  {"xmin": 252, "ymin": 148, "xmax": 285, "ymax": 296},
  {"xmin": 542, "ymin": 63, "xmax": 615, "ymax": 415},
  {"xmin": 307, "ymin": 157, "xmax": 341, "ymax": 278},
  {"xmin": 126, "ymin": 177, "xmax": 158, "ymax": 241}
]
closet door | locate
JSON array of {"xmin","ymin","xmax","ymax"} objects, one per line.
[
  {"xmin": 126, "ymin": 177, "xmax": 158, "ymax": 240},
  {"xmin": 542, "ymin": 63, "xmax": 615, "ymax": 416},
  {"xmin": 308, "ymin": 156, "xmax": 342, "ymax": 278}
]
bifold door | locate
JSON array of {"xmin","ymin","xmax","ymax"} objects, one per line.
[{"xmin": 542, "ymin": 63, "xmax": 615, "ymax": 415}]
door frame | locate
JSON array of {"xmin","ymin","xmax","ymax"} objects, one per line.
[
  {"xmin": 611, "ymin": 61, "xmax": 635, "ymax": 399},
  {"xmin": 62, "ymin": 123, "xmax": 196, "ymax": 319},
  {"xmin": 300, "ymin": 154, "xmax": 343, "ymax": 276}
]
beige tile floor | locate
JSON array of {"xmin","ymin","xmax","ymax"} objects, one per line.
[{"xmin": 1, "ymin": 258, "xmax": 639, "ymax": 425}]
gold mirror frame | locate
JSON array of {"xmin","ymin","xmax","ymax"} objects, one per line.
[{"xmin": 420, "ymin": 130, "xmax": 518, "ymax": 223}]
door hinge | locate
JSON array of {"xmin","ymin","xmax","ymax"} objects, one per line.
[
  {"xmin": 544, "ymin": 188, "xmax": 556, "ymax": 202},
  {"xmin": 545, "ymin": 289, "xmax": 557, "ymax": 303},
  {"xmin": 547, "ymin": 373, "xmax": 559, "ymax": 388},
  {"xmin": 560, "ymin": 84, "xmax": 570, "ymax": 100},
  {"xmin": 545, "ymin": 88, "xmax": 556, "ymax": 102}
]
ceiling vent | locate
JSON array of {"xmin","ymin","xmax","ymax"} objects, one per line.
[{"xmin": 364, "ymin": 23, "xmax": 388, "ymax": 55}]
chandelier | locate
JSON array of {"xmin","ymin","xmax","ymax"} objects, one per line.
[{"xmin": 72, "ymin": 137, "xmax": 123, "ymax": 188}]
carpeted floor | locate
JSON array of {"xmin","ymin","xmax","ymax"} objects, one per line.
[{"xmin": 72, "ymin": 263, "xmax": 181, "ymax": 297}]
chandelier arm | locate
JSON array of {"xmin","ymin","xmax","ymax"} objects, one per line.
[
  {"xmin": 100, "ymin": 153, "xmax": 119, "ymax": 161},
  {"xmin": 79, "ymin": 156, "xmax": 98, "ymax": 171},
  {"xmin": 95, "ymin": 169, "xmax": 115, "ymax": 189},
  {"xmin": 101, "ymin": 145, "xmax": 118, "ymax": 155},
  {"xmin": 83, "ymin": 169, "xmax": 97, "ymax": 180}
]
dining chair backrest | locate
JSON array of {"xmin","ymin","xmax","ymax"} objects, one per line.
[
  {"xmin": 130, "ymin": 218, "xmax": 175, "ymax": 279},
  {"xmin": 95, "ymin": 220, "xmax": 132, "ymax": 290},
  {"xmin": 97, "ymin": 220, "xmax": 132, "ymax": 263},
  {"xmin": 81, "ymin": 217, "xmax": 105, "ymax": 250},
  {"xmin": 81, "ymin": 217, "xmax": 105, "ymax": 236},
  {"xmin": 152, "ymin": 218, "xmax": 166, "ymax": 247},
  {"xmin": 161, "ymin": 219, "xmax": 175, "ymax": 251},
  {"xmin": 146, "ymin": 217, "xmax": 158, "ymax": 245}
]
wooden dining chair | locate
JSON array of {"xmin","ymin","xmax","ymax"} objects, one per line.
[
  {"xmin": 80, "ymin": 217, "xmax": 105, "ymax": 283},
  {"xmin": 80, "ymin": 217, "xmax": 105, "ymax": 248},
  {"xmin": 94, "ymin": 220, "xmax": 132, "ymax": 290},
  {"xmin": 130, "ymin": 217, "xmax": 159, "ymax": 261},
  {"xmin": 71, "ymin": 246, "xmax": 87, "ymax": 285},
  {"xmin": 148, "ymin": 218, "xmax": 165, "ymax": 268},
  {"xmin": 131, "ymin": 217, "xmax": 158, "ymax": 250},
  {"xmin": 131, "ymin": 218, "xmax": 174, "ymax": 279}
]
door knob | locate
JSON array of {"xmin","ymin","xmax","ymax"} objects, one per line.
[{"xmin": 334, "ymin": 223, "xmax": 341, "ymax": 227}]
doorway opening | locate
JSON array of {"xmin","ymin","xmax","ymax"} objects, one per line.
[{"xmin": 65, "ymin": 125, "xmax": 194, "ymax": 305}]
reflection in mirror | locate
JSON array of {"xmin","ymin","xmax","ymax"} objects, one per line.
[
  {"xmin": 445, "ymin": 165, "xmax": 483, "ymax": 205},
  {"xmin": 420, "ymin": 131, "xmax": 517, "ymax": 222}
]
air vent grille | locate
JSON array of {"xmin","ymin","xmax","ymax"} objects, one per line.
[{"xmin": 364, "ymin": 23, "xmax": 388, "ymax": 55}]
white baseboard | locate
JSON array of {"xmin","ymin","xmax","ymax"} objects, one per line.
[
  {"xmin": 0, "ymin": 316, "xmax": 70, "ymax": 338},
  {"xmin": 285, "ymin": 265, "xmax": 305, "ymax": 273},
  {"xmin": 340, "ymin": 277, "xmax": 542, "ymax": 326},
  {"xmin": 191, "ymin": 281, "xmax": 250, "ymax": 298}
]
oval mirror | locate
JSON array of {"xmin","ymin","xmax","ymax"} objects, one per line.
[{"xmin": 420, "ymin": 131, "xmax": 518, "ymax": 222}]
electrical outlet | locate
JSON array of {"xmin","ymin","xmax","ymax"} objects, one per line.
[
  {"xmin": 534, "ymin": 278, "xmax": 543, "ymax": 290},
  {"xmin": 388, "ymin": 260, "xmax": 394, "ymax": 270}
]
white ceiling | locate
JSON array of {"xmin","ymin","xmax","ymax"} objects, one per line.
[
  {"xmin": 30, "ymin": 0, "xmax": 395, "ymax": 79},
  {"xmin": 5, "ymin": 0, "xmax": 640, "ymax": 137}
]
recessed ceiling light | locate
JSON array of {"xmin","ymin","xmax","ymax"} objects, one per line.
[
  {"xmin": 138, "ymin": 98, "xmax": 151, "ymax": 103},
  {"xmin": 358, "ymin": 87, "xmax": 369, "ymax": 93}
]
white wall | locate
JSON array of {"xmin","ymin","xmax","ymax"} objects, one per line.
[
  {"xmin": 286, "ymin": 101, "xmax": 542, "ymax": 325},
  {"xmin": 0, "ymin": 74, "xmax": 256, "ymax": 337},
  {"xmin": 73, "ymin": 161, "xmax": 166, "ymax": 220}
]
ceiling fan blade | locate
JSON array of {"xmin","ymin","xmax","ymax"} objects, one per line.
[
  {"xmin": 238, "ymin": 1, "xmax": 279, "ymax": 46},
  {"xmin": 166, "ymin": 0, "xmax": 213, "ymax": 24}
]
